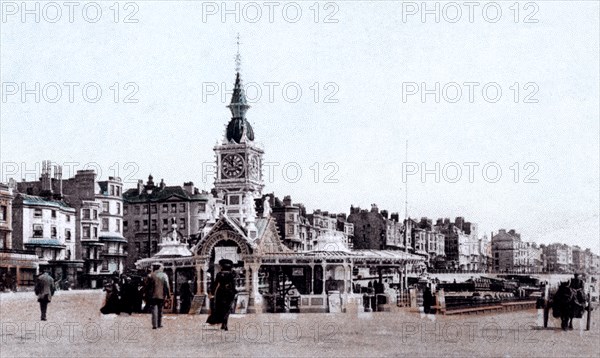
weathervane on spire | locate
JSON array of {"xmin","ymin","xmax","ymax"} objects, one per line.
[{"xmin": 235, "ymin": 33, "xmax": 242, "ymax": 73}]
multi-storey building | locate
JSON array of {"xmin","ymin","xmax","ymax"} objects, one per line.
[
  {"xmin": 436, "ymin": 217, "xmax": 482, "ymax": 271},
  {"xmin": 347, "ymin": 204, "xmax": 404, "ymax": 250},
  {"xmin": 0, "ymin": 183, "xmax": 13, "ymax": 251},
  {"xmin": 270, "ymin": 195, "xmax": 302, "ymax": 251},
  {"xmin": 95, "ymin": 179, "xmax": 127, "ymax": 279},
  {"xmin": 14, "ymin": 163, "xmax": 126, "ymax": 287},
  {"xmin": 12, "ymin": 193, "xmax": 81, "ymax": 285},
  {"xmin": 492, "ymin": 229, "xmax": 521, "ymax": 272},
  {"xmin": 572, "ymin": 245, "xmax": 586, "ymax": 273},
  {"xmin": 478, "ymin": 235, "xmax": 493, "ymax": 272},
  {"xmin": 492, "ymin": 229, "xmax": 543, "ymax": 272},
  {"xmin": 0, "ymin": 183, "xmax": 39, "ymax": 289},
  {"xmin": 122, "ymin": 178, "xmax": 211, "ymax": 268},
  {"xmin": 267, "ymin": 194, "xmax": 353, "ymax": 252},
  {"xmin": 591, "ymin": 253, "xmax": 600, "ymax": 274},
  {"xmin": 542, "ymin": 243, "xmax": 573, "ymax": 273},
  {"xmin": 410, "ymin": 218, "xmax": 445, "ymax": 268},
  {"xmin": 306, "ymin": 210, "xmax": 353, "ymax": 252}
]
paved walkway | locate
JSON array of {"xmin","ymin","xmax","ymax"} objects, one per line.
[{"xmin": 1, "ymin": 290, "xmax": 598, "ymax": 357}]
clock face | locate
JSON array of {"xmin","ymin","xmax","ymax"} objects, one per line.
[
  {"xmin": 249, "ymin": 155, "xmax": 260, "ymax": 180},
  {"xmin": 221, "ymin": 154, "xmax": 245, "ymax": 178}
]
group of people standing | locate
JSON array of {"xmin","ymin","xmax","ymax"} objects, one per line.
[
  {"xmin": 100, "ymin": 271, "xmax": 143, "ymax": 315},
  {"xmin": 99, "ymin": 264, "xmax": 171, "ymax": 329},
  {"xmin": 33, "ymin": 260, "xmax": 238, "ymax": 331},
  {"xmin": 0, "ymin": 272, "xmax": 17, "ymax": 292}
]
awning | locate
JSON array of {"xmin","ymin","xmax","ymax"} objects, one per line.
[
  {"xmin": 99, "ymin": 234, "xmax": 128, "ymax": 243},
  {"xmin": 0, "ymin": 252, "xmax": 40, "ymax": 269},
  {"xmin": 24, "ymin": 239, "xmax": 65, "ymax": 248}
]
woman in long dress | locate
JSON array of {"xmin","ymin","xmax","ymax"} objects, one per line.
[
  {"xmin": 100, "ymin": 272, "xmax": 121, "ymax": 315},
  {"xmin": 206, "ymin": 259, "xmax": 237, "ymax": 330}
]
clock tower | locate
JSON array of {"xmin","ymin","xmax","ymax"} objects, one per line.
[{"xmin": 214, "ymin": 61, "xmax": 264, "ymax": 222}]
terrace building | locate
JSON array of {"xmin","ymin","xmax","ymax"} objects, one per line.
[
  {"xmin": 0, "ymin": 183, "xmax": 39, "ymax": 289},
  {"xmin": 542, "ymin": 243, "xmax": 573, "ymax": 273},
  {"xmin": 347, "ymin": 204, "xmax": 405, "ymax": 250},
  {"xmin": 14, "ymin": 163, "xmax": 126, "ymax": 287},
  {"xmin": 12, "ymin": 193, "xmax": 81, "ymax": 285},
  {"xmin": 436, "ymin": 217, "xmax": 483, "ymax": 271},
  {"xmin": 122, "ymin": 178, "xmax": 211, "ymax": 268},
  {"xmin": 267, "ymin": 194, "xmax": 353, "ymax": 252}
]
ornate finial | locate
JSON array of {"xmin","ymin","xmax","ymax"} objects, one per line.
[{"xmin": 235, "ymin": 33, "xmax": 242, "ymax": 73}]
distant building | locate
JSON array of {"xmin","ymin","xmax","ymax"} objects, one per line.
[
  {"xmin": 347, "ymin": 204, "xmax": 404, "ymax": 250},
  {"xmin": 122, "ymin": 177, "xmax": 211, "ymax": 268},
  {"xmin": 436, "ymin": 217, "xmax": 483, "ymax": 271},
  {"xmin": 267, "ymin": 194, "xmax": 353, "ymax": 252},
  {"xmin": 14, "ymin": 162, "xmax": 126, "ymax": 287},
  {"xmin": 12, "ymin": 193, "xmax": 81, "ymax": 285},
  {"xmin": 591, "ymin": 252, "xmax": 600, "ymax": 274},
  {"xmin": 0, "ymin": 183, "xmax": 13, "ymax": 251},
  {"xmin": 542, "ymin": 243, "xmax": 573, "ymax": 273},
  {"xmin": 492, "ymin": 229, "xmax": 543, "ymax": 273},
  {"xmin": 572, "ymin": 245, "xmax": 586, "ymax": 273},
  {"xmin": 409, "ymin": 217, "xmax": 445, "ymax": 267},
  {"xmin": 0, "ymin": 183, "xmax": 39, "ymax": 289}
]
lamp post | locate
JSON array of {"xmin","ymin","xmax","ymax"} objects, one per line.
[{"xmin": 147, "ymin": 188, "xmax": 152, "ymax": 258}]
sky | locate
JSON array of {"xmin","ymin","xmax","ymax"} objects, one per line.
[{"xmin": 1, "ymin": 1, "xmax": 599, "ymax": 253}]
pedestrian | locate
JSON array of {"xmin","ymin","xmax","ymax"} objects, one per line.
[
  {"xmin": 179, "ymin": 279, "xmax": 194, "ymax": 314},
  {"xmin": 142, "ymin": 269, "xmax": 153, "ymax": 313},
  {"xmin": 34, "ymin": 270, "xmax": 55, "ymax": 321},
  {"xmin": 0, "ymin": 273, "xmax": 6, "ymax": 291},
  {"xmin": 148, "ymin": 264, "xmax": 170, "ymax": 329},
  {"xmin": 206, "ymin": 259, "xmax": 237, "ymax": 331},
  {"xmin": 423, "ymin": 284, "xmax": 433, "ymax": 314},
  {"xmin": 120, "ymin": 276, "xmax": 136, "ymax": 315},
  {"xmin": 6, "ymin": 273, "xmax": 15, "ymax": 292},
  {"xmin": 569, "ymin": 273, "xmax": 584, "ymax": 291},
  {"xmin": 101, "ymin": 272, "xmax": 121, "ymax": 315}
]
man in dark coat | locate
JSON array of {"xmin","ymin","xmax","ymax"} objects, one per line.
[
  {"xmin": 570, "ymin": 273, "xmax": 584, "ymax": 290},
  {"xmin": 148, "ymin": 264, "xmax": 170, "ymax": 329},
  {"xmin": 179, "ymin": 279, "xmax": 194, "ymax": 314},
  {"xmin": 35, "ymin": 270, "xmax": 55, "ymax": 321},
  {"xmin": 553, "ymin": 281, "xmax": 575, "ymax": 330},
  {"xmin": 206, "ymin": 259, "xmax": 237, "ymax": 330},
  {"xmin": 423, "ymin": 285, "xmax": 433, "ymax": 314}
]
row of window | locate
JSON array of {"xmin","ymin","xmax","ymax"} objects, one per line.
[
  {"xmin": 135, "ymin": 241, "xmax": 158, "ymax": 256},
  {"xmin": 32, "ymin": 224, "xmax": 72, "ymax": 240},
  {"xmin": 33, "ymin": 208, "xmax": 72, "ymax": 222},
  {"xmin": 34, "ymin": 247, "xmax": 71, "ymax": 260},
  {"xmin": 108, "ymin": 184, "xmax": 121, "ymax": 197},
  {"xmin": 88, "ymin": 258, "xmax": 117, "ymax": 272},
  {"xmin": 82, "ymin": 218, "xmax": 121, "ymax": 237},
  {"xmin": 82, "ymin": 202, "xmax": 121, "ymax": 219},
  {"xmin": 125, "ymin": 218, "xmax": 186, "ymax": 231},
  {"xmin": 124, "ymin": 203, "xmax": 207, "ymax": 215}
]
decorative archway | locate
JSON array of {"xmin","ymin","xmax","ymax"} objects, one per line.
[{"xmin": 197, "ymin": 230, "xmax": 252, "ymax": 257}]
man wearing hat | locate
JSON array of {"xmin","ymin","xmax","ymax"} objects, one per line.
[
  {"xmin": 206, "ymin": 259, "xmax": 237, "ymax": 330},
  {"xmin": 148, "ymin": 263, "xmax": 171, "ymax": 329},
  {"xmin": 34, "ymin": 269, "xmax": 55, "ymax": 321},
  {"xmin": 570, "ymin": 273, "xmax": 584, "ymax": 291}
]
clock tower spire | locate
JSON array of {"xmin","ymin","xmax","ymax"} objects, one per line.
[{"xmin": 213, "ymin": 34, "xmax": 264, "ymax": 223}]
